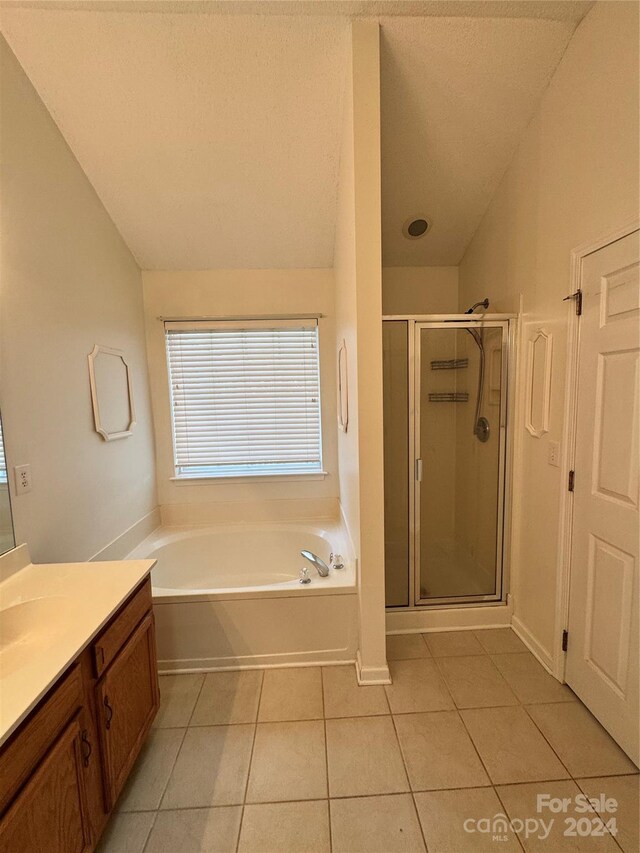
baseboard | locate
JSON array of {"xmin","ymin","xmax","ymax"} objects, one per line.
[
  {"xmin": 90, "ymin": 507, "xmax": 161, "ymax": 562},
  {"xmin": 511, "ymin": 615, "xmax": 555, "ymax": 674},
  {"xmin": 386, "ymin": 603, "xmax": 512, "ymax": 634},
  {"xmin": 355, "ymin": 650, "xmax": 391, "ymax": 685},
  {"xmin": 158, "ymin": 654, "xmax": 355, "ymax": 675}
]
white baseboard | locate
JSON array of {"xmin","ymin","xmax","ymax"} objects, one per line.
[
  {"xmin": 511, "ymin": 615, "xmax": 555, "ymax": 674},
  {"xmin": 90, "ymin": 507, "xmax": 161, "ymax": 562},
  {"xmin": 355, "ymin": 650, "xmax": 391, "ymax": 685},
  {"xmin": 386, "ymin": 603, "xmax": 512, "ymax": 634},
  {"xmin": 158, "ymin": 654, "xmax": 355, "ymax": 674}
]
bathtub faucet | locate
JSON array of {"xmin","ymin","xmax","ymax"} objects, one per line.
[{"xmin": 300, "ymin": 550, "xmax": 330, "ymax": 577}]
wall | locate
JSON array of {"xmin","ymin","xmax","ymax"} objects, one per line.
[
  {"xmin": 459, "ymin": 1, "xmax": 639, "ymax": 663},
  {"xmin": 142, "ymin": 269, "xmax": 338, "ymax": 522},
  {"xmin": 0, "ymin": 37, "xmax": 157, "ymax": 563},
  {"xmin": 382, "ymin": 266, "xmax": 458, "ymax": 315}
]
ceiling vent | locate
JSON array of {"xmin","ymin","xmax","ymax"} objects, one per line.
[{"xmin": 403, "ymin": 217, "xmax": 431, "ymax": 239}]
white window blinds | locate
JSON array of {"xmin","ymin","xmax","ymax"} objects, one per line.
[
  {"xmin": 0, "ymin": 420, "xmax": 6, "ymax": 484},
  {"xmin": 165, "ymin": 319, "xmax": 322, "ymax": 478}
]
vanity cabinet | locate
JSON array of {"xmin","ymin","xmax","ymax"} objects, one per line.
[{"xmin": 0, "ymin": 577, "xmax": 159, "ymax": 852}]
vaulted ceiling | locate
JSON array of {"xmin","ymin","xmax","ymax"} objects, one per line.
[{"xmin": 0, "ymin": 2, "xmax": 592, "ymax": 269}]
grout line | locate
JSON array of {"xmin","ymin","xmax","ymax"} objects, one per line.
[
  {"xmin": 520, "ymin": 703, "xmax": 578, "ymax": 781},
  {"xmin": 388, "ymin": 704, "xmax": 429, "ymax": 851},
  {"xmin": 235, "ymin": 671, "xmax": 265, "ymax": 853},
  {"xmin": 140, "ymin": 810, "xmax": 159, "ymax": 853},
  {"xmin": 320, "ymin": 667, "xmax": 333, "ymax": 853}
]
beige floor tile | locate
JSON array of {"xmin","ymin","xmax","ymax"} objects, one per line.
[
  {"xmin": 474, "ymin": 628, "xmax": 527, "ymax": 654},
  {"xmin": 238, "ymin": 800, "xmax": 330, "ymax": 853},
  {"xmin": 117, "ymin": 728, "xmax": 185, "ymax": 812},
  {"xmin": 246, "ymin": 720, "xmax": 327, "ymax": 802},
  {"xmin": 322, "ymin": 665, "xmax": 389, "ymax": 718},
  {"xmin": 491, "ymin": 653, "xmax": 576, "ymax": 705},
  {"xmin": 394, "ymin": 711, "xmax": 490, "ymax": 790},
  {"xmin": 424, "ymin": 631, "xmax": 486, "ymax": 657},
  {"xmin": 385, "ymin": 659, "xmax": 454, "ymax": 714},
  {"xmin": 190, "ymin": 670, "xmax": 263, "ymax": 726},
  {"xmin": 331, "ymin": 794, "xmax": 426, "ymax": 853},
  {"xmin": 160, "ymin": 725, "xmax": 254, "ymax": 808},
  {"xmin": 326, "ymin": 715, "xmax": 409, "ymax": 797},
  {"xmin": 526, "ymin": 703, "xmax": 638, "ymax": 778},
  {"xmin": 386, "ymin": 633, "xmax": 430, "ymax": 660},
  {"xmin": 436, "ymin": 655, "xmax": 519, "ymax": 709},
  {"xmin": 258, "ymin": 667, "xmax": 323, "ymax": 721},
  {"xmin": 497, "ymin": 779, "xmax": 620, "ymax": 851},
  {"xmin": 577, "ymin": 775, "xmax": 640, "ymax": 853},
  {"xmin": 145, "ymin": 807, "xmax": 242, "ymax": 853},
  {"xmin": 154, "ymin": 674, "xmax": 204, "ymax": 728},
  {"xmin": 461, "ymin": 706, "xmax": 570, "ymax": 784},
  {"xmin": 414, "ymin": 788, "xmax": 522, "ymax": 852},
  {"xmin": 97, "ymin": 811, "xmax": 155, "ymax": 852}
]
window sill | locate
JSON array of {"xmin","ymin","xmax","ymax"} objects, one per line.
[{"xmin": 170, "ymin": 471, "xmax": 329, "ymax": 485}]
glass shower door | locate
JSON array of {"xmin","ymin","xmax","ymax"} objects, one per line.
[{"xmin": 415, "ymin": 322, "xmax": 507, "ymax": 603}]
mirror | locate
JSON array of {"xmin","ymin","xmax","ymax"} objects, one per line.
[{"xmin": 0, "ymin": 412, "xmax": 16, "ymax": 555}]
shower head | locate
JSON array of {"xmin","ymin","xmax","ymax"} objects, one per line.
[{"xmin": 465, "ymin": 298, "xmax": 490, "ymax": 314}]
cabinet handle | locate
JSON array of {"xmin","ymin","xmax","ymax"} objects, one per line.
[
  {"xmin": 81, "ymin": 729, "xmax": 92, "ymax": 767},
  {"xmin": 104, "ymin": 696, "xmax": 113, "ymax": 730}
]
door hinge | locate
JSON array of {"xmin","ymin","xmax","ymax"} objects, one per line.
[
  {"xmin": 568, "ymin": 470, "xmax": 575, "ymax": 492},
  {"xmin": 562, "ymin": 629, "xmax": 569, "ymax": 652},
  {"xmin": 563, "ymin": 289, "xmax": 583, "ymax": 316}
]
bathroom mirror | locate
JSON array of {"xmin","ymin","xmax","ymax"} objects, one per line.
[
  {"xmin": 0, "ymin": 412, "xmax": 16, "ymax": 555},
  {"xmin": 88, "ymin": 345, "xmax": 137, "ymax": 441}
]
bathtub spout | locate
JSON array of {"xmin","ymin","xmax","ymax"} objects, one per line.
[{"xmin": 300, "ymin": 550, "xmax": 330, "ymax": 577}]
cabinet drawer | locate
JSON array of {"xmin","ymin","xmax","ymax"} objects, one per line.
[
  {"xmin": 92, "ymin": 577, "xmax": 152, "ymax": 677},
  {"xmin": 0, "ymin": 663, "xmax": 83, "ymax": 814}
]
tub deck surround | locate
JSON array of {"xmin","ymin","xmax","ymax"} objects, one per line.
[
  {"xmin": 126, "ymin": 519, "xmax": 359, "ymax": 672},
  {"xmin": 0, "ymin": 552, "xmax": 156, "ymax": 746}
]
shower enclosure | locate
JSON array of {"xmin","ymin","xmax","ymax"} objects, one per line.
[{"xmin": 383, "ymin": 315, "xmax": 514, "ymax": 608}]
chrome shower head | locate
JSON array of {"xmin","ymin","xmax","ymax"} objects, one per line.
[{"xmin": 465, "ymin": 298, "xmax": 490, "ymax": 314}]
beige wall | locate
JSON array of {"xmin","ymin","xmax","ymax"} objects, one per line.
[
  {"xmin": 459, "ymin": 1, "xmax": 639, "ymax": 661},
  {"xmin": 0, "ymin": 37, "xmax": 157, "ymax": 563},
  {"xmin": 382, "ymin": 266, "xmax": 459, "ymax": 315},
  {"xmin": 142, "ymin": 269, "xmax": 338, "ymax": 515},
  {"xmin": 352, "ymin": 20, "xmax": 388, "ymax": 681}
]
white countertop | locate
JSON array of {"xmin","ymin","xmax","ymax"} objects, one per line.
[{"xmin": 0, "ymin": 555, "xmax": 156, "ymax": 747}]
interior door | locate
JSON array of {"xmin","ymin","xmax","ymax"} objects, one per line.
[{"xmin": 566, "ymin": 229, "xmax": 640, "ymax": 764}]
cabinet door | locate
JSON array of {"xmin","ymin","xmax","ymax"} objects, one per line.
[
  {"xmin": 95, "ymin": 612, "xmax": 159, "ymax": 809},
  {"xmin": 0, "ymin": 717, "xmax": 91, "ymax": 853}
]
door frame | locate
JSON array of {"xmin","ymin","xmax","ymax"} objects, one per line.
[{"xmin": 553, "ymin": 218, "xmax": 640, "ymax": 681}]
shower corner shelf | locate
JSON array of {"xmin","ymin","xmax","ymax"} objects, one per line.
[
  {"xmin": 430, "ymin": 358, "xmax": 469, "ymax": 370},
  {"xmin": 428, "ymin": 392, "xmax": 469, "ymax": 403}
]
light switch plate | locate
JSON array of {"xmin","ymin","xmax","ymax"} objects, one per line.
[{"xmin": 14, "ymin": 464, "xmax": 32, "ymax": 495}]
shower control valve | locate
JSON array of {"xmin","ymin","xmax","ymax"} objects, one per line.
[
  {"xmin": 330, "ymin": 553, "xmax": 344, "ymax": 570},
  {"xmin": 299, "ymin": 567, "xmax": 311, "ymax": 584}
]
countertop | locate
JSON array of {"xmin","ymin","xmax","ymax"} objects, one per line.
[{"xmin": 0, "ymin": 555, "xmax": 156, "ymax": 747}]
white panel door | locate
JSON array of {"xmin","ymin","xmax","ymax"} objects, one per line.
[{"xmin": 566, "ymin": 230, "xmax": 640, "ymax": 764}]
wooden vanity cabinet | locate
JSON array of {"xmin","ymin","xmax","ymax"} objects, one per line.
[{"xmin": 0, "ymin": 576, "xmax": 159, "ymax": 852}]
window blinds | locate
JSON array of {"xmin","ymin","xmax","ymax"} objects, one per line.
[
  {"xmin": 165, "ymin": 319, "xmax": 322, "ymax": 478},
  {"xmin": 0, "ymin": 421, "xmax": 6, "ymax": 484}
]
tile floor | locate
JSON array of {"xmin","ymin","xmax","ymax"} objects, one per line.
[{"xmin": 98, "ymin": 629, "xmax": 639, "ymax": 853}]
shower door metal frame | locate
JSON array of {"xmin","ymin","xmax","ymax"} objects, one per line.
[{"xmin": 383, "ymin": 315, "xmax": 515, "ymax": 609}]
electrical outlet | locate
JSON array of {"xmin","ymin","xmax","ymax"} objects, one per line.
[
  {"xmin": 14, "ymin": 464, "xmax": 32, "ymax": 495},
  {"xmin": 547, "ymin": 441, "xmax": 560, "ymax": 468}
]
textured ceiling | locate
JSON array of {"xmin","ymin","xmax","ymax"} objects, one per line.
[
  {"xmin": 0, "ymin": 4, "xmax": 586, "ymax": 269},
  {"xmin": 0, "ymin": 10, "xmax": 349, "ymax": 269},
  {"xmin": 380, "ymin": 16, "xmax": 576, "ymax": 265}
]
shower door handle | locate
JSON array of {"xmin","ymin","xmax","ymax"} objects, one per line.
[{"xmin": 415, "ymin": 459, "xmax": 423, "ymax": 482}]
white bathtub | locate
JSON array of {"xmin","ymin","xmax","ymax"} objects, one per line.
[{"xmin": 126, "ymin": 520, "xmax": 357, "ymax": 672}]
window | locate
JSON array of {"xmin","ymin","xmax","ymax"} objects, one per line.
[{"xmin": 165, "ymin": 319, "xmax": 322, "ymax": 479}]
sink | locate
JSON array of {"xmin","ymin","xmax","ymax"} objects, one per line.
[{"xmin": 0, "ymin": 597, "xmax": 72, "ymax": 652}]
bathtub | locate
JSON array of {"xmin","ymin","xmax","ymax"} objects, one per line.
[{"xmin": 126, "ymin": 520, "xmax": 357, "ymax": 672}]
